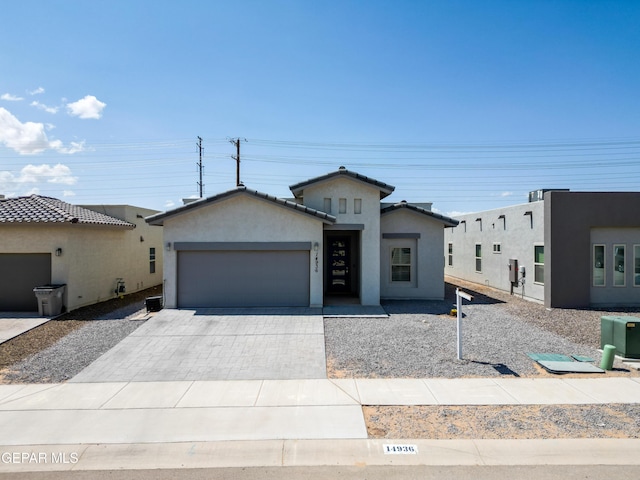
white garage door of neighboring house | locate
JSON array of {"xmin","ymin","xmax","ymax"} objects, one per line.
[
  {"xmin": 177, "ymin": 250, "xmax": 310, "ymax": 307},
  {"xmin": 0, "ymin": 253, "xmax": 52, "ymax": 311}
]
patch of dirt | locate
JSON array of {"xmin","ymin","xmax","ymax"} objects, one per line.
[
  {"xmin": 364, "ymin": 404, "xmax": 640, "ymax": 439},
  {"xmin": 0, "ymin": 286, "xmax": 161, "ymax": 382}
]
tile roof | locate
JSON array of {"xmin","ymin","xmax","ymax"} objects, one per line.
[
  {"xmin": 380, "ymin": 200, "xmax": 459, "ymax": 227},
  {"xmin": 146, "ymin": 186, "xmax": 337, "ymax": 225},
  {"xmin": 289, "ymin": 166, "xmax": 395, "ymax": 199},
  {"xmin": 0, "ymin": 195, "xmax": 135, "ymax": 228}
]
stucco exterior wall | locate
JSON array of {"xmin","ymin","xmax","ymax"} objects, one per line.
[
  {"xmin": 545, "ymin": 191, "xmax": 640, "ymax": 308},
  {"xmin": 82, "ymin": 204, "xmax": 163, "ymax": 295},
  {"xmin": 0, "ymin": 211, "xmax": 162, "ymax": 312},
  {"xmin": 380, "ymin": 209, "xmax": 447, "ymax": 300},
  {"xmin": 302, "ymin": 177, "xmax": 382, "ymax": 305},
  {"xmin": 590, "ymin": 227, "xmax": 640, "ymax": 306},
  {"xmin": 161, "ymin": 194, "xmax": 325, "ymax": 308},
  {"xmin": 444, "ymin": 201, "xmax": 545, "ymax": 303}
]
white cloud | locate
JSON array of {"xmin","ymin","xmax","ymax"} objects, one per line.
[
  {"xmin": 48, "ymin": 139, "xmax": 86, "ymax": 154},
  {"xmin": 165, "ymin": 200, "xmax": 176, "ymax": 208},
  {"xmin": 66, "ymin": 95, "xmax": 106, "ymax": 119},
  {"xmin": 446, "ymin": 210, "xmax": 473, "ymax": 218},
  {"xmin": 63, "ymin": 190, "xmax": 76, "ymax": 197},
  {"xmin": 0, "ymin": 107, "xmax": 51, "ymax": 154},
  {"xmin": 30, "ymin": 101, "xmax": 59, "ymax": 114},
  {"xmin": 20, "ymin": 164, "xmax": 78, "ymax": 185},
  {"xmin": 500, "ymin": 191, "xmax": 514, "ymax": 197},
  {"xmin": 0, "ymin": 163, "xmax": 78, "ymax": 197},
  {"xmin": 28, "ymin": 87, "xmax": 45, "ymax": 95},
  {"xmin": 0, "ymin": 107, "xmax": 85, "ymax": 155},
  {"xmin": 1, "ymin": 93, "xmax": 24, "ymax": 101}
]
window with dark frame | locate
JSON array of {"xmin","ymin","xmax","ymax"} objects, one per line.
[
  {"xmin": 448, "ymin": 242, "xmax": 453, "ymax": 266},
  {"xmin": 150, "ymin": 247, "xmax": 156, "ymax": 274},
  {"xmin": 391, "ymin": 247, "xmax": 411, "ymax": 282},
  {"xmin": 593, "ymin": 244, "xmax": 605, "ymax": 286},
  {"xmin": 475, "ymin": 244, "xmax": 482, "ymax": 272},
  {"xmin": 614, "ymin": 244, "xmax": 625, "ymax": 287},
  {"xmin": 534, "ymin": 245, "xmax": 544, "ymax": 284}
]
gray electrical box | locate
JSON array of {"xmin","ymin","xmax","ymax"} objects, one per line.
[{"xmin": 509, "ymin": 259, "xmax": 518, "ymax": 284}]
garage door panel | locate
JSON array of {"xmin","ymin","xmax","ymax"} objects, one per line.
[
  {"xmin": 0, "ymin": 254, "xmax": 52, "ymax": 311},
  {"xmin": 178, "ymin": 250, "xmax": 310, "ymax": 307}
]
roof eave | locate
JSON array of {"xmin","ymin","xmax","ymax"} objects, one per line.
[
  {"xmin": 145, "ymin": 187, "xmax": 337, "ymax": 226},
  {"xmin": 381, "ymin": 203, "xmax": 459, "ymax": 227},
  {"xmin": 289, "ymin": 168, "xmax": 396, "ymax": 199}
]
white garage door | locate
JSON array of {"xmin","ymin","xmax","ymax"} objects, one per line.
[{"xmin": 177, "ymin": 250, "xmax": 310, "ymax": 307}]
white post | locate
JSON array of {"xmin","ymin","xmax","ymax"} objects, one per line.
[
  {"xmin": 456, "ymin": 288, "xmax": 473, "ymax": 361},
  {"xmin": 456, "ymin": 289, "xmax": 462, "ymax": 360}
]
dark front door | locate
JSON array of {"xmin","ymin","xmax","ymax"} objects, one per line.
[{"xmin": 327, "ymin": 236, "xmax": 351, "ymax": 293}]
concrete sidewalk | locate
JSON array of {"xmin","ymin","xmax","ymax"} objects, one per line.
[{"xmin": 0, "ymin": 377, "xmax": 639, "ymax": 466}]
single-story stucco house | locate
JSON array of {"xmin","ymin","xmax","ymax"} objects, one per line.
[
  {"xmin": 0, "ymin": 195, "xmax": 163, "ymax": 313},
  {"xmin": 146, "ymin": 167, "xmax": 458, "ymax": 308},
  {"xmin": 444, "ymin": 189, "xmax": 640, "ymax": 308}
]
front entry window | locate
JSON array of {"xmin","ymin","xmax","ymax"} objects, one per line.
[{"xmin": 328, "ymin": 236, "xmax": 351, "ymax": 293}]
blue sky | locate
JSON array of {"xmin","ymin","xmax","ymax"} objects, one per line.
[{"xmin": 1, "ymin": 0, "xmax": 639, "ymax": 216}]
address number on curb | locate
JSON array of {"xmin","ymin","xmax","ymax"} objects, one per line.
[{"xmin": 383, "ymin": 444, "xmax": 418, "ymax": 454}]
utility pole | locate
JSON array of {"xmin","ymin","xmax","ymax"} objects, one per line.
[
  {"xmin": 229, "ymin": 138, "xmax": 246, "ymax": 187},
  {"xmin": 197, "ymin": 136, "xmax": 204, "ymax": 197}
]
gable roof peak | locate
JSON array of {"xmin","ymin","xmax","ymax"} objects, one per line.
[
  {"xmin": 146, "ymin": 185, "xmax": 336, "ymax": 226},
  {"xmin": 289, "ymin": 167, "xmax": 395, "ymax": 199}
]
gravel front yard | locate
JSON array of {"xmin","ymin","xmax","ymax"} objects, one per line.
[{"xmin": 325, "ymin": 277, "xmax": 639, "ymax": 379}]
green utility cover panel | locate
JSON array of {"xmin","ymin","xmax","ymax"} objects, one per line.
[{"xmin": 601, "ymin": 316, "xmax": 640, "ymax": 359}]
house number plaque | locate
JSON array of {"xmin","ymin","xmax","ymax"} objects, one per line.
[{"xmin": 383, "ymin": 444, "xmax": 418, "ymax": 454}]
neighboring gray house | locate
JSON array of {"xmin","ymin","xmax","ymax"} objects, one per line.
[
  {"xmin": 146, "ymin": 167, "xmax": 458, "ymax": 308},
  {"xmin": 444, "ymin": 190, "xmax": 640, "ymax": 308}
]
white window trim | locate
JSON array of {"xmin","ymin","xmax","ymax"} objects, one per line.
[
  {"xmin": 447, "ymin": 242, "xmax": 453, "ymax": 267},
  {"xmin": 390, "ymin": 246, "xmax": 412, "ymax": 283},
  {"xmin": 533, "ymin": 244, "xmax": 544, "ymax": 285},
  {"xmin": 492, "ymin": 242, "xmax": 501, "ymax": 254},
  {"xmin": 593, "ymin": 244, "xmax": 606, "ymax": 287},
  {"xmin": 613, "ymin": 244, "xmax": 626, "ymax": 287},
  {"xmin": 475, "ymin": 243, "xmax": 482, "ymax": 273}
]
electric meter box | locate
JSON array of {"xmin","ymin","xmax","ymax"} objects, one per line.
[{"xmin": 601, "ymin": 316, "xmax": 640, "ymax": 359}]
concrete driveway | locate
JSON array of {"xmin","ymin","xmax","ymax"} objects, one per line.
[
  {"xmin": 70, "ymin": 308, "xmax": 327, "ymax": 383},
  {"xmin": 0, "ymin": 312, "xmax": 50, "ymax": 344}
]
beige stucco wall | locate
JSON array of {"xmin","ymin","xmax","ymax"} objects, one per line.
[
  {"xmin": 380, "ymin": 209, "xmax": 447, "ymax": 300},
  {"xmin": 160, "ymin": 193, "xmax": 326, "ymax": 308},
  {"xmin": 302, "ymin": 177, "xmax": 382, "ymax": 305},
  {"xmin": 0, "ymin": 205, "xmax": 163, "ymax": 312}
]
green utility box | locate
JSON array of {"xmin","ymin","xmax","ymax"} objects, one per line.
[{"xmin": 601, "ymin": 316, "xmax": 640, "ymax": 359}]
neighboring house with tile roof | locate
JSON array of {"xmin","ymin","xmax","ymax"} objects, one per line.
[
  {"xmin": 0, "ymin": 195, "xmax": 163, "ymax": 313},
  {"xmin": 146, "ymin": 167, "xmax": 458, "ymax": 308}
]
